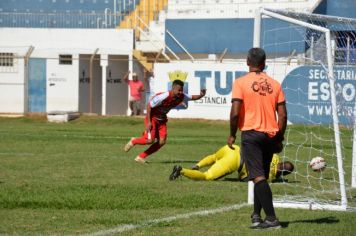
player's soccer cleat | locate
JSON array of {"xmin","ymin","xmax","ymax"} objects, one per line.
[
  {"xmin": 169, "ymin": 165, "xmax": 182, "ymax": 180},
  {"xmin": 251, "ymin": 219, "xmax": 281, "ymax": 230},
  {"xmin": 134, "ymin": 156, "xmax": 147, "ymax": 164},
  {"xmin": 124, "ymin": 138, "xmax": 134, "ymax": 152},
  {"xmin": 250, "ymin": 213, "xmax": 263, "ymax": 227}
]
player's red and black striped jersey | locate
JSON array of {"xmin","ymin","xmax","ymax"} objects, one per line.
[{"xmin": 149, "ymin": 91, "xmax": 191, "ymax": 121}]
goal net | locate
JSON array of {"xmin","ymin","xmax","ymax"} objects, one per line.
[{"xmin": 251, "ymin": 8, "xmax": 356, "ymax": 211}]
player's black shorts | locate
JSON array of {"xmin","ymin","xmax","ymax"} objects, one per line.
[{"xmin": 241, "ymin": 130, "xmax": 275, "ymax": 180}]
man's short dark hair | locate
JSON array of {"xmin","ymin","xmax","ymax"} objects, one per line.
[
  {"xmin": 247, "ymin": 48, "xmax": 266, "ymax": 67},
  {"xmin": 280, "ymin": 161, "xmax": 294, "ymax": 176},
  {"xmin": 172, "ymin": 79, "xmax": 184, "ymax": 87}
]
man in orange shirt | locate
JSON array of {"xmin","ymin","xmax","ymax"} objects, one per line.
[
  {"xmin": 124, "ymin": 71, "xmax": 145, "ymax": 116},
  {"xmin": 228, "ymin": 48, "xmax": 287, "ymax": 230}
]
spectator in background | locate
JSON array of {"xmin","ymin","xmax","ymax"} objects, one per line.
[
  {"xmin": 144, "ymin": 68, "xmax": 155, "ymax": 100},
  {"xmin": 144, "ymin": 68, "xmax": 155, "ymax": 115},
  {"xmin": 124, "ymin": 71, "xmax": 145, "ymax": 116}
]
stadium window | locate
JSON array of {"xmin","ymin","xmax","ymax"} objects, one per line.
[
  {"xmin": 0, "ymin": 53, "xmax": 14, "ymax": 67},
  {"xmin": 59, "ymin": 54, "xmax": 73, "ymax": 65}
]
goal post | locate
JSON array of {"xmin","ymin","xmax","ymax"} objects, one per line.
[
  {"xmin": 250, "ymin": 8, "xmax": 356, "ymax": 211},
  {"xmin": 353, "ymin": 115, "xmax": 356, "ymax": 188}
]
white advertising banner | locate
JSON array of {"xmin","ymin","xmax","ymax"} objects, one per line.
[
  {"xmin": 154, "ymin": 62, "xmax": 356, "ymax": 124},
  {"xmin": 153, "ymin": 61, "xmax": 297, "ymax": 120}
]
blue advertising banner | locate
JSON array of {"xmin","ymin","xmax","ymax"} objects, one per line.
[{"xmin": 282, "ymin": 66, "xmax": 356, "ymax": 125}]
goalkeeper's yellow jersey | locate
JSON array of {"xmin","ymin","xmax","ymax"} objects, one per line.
[
  {"xmin": 268, "ymin": 154, "xmax": 280, "ymax": 181},
  {"xmin": 196, "ymin": 145, "xmax": 247, "ymax": 180},
  {"xmin": 196, "ymin": 145, "xmax": 280, "ymax": 181}
]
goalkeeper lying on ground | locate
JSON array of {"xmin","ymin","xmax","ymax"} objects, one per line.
[{"xmin": 169, "ymin": 144, "xmax": 294, "ymax": 182}]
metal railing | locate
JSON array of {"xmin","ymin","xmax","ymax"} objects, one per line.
[
  {"xmin": 335, "ymin": 48, "xmax": 356, "ymax": 65},
  {"xmin": 0, "ymin": 12, "xmax": 123, "ymax": 28},
  {"xmin": 135, "ymin": 15, "xmax": 177, "ymax": 61}
]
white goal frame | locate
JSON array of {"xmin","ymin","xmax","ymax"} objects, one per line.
[{"xmin": 249, "ymin": 8, "xmax": 352, "ymax": 211}]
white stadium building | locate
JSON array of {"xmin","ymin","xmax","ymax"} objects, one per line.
[{"xmin": 0, "ymin": 0, "xmax": 355, "ymax": 121}]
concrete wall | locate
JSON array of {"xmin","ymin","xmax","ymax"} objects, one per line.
[
  {"xmin": 313, "ymin": 0, "xmax": 356, "ymax": 18},
  {"xmin": 0, "ymin": 28, "xmax": 133, "ymax": 114},
  {"xmin": 106, "ymin": 55, "xmax": 129, "ymax": 115},
  {"xmin": 47, "ymin": 54, "xmax": 79, "ymax": 113},
  {"xmin": 165, "ymin": 18, "xmax": 306, "ymax": 55},
  {"xmin": 78, "ymin": 54, "xmax": 102, "ymax": 114},
  {"xmin": 0, "ymin": 56, "xmax": 25, "ymax": 113}
]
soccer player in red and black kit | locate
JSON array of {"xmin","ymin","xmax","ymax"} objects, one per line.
[{"xmin": 124, "ymin": 79, "xmax": 206, "ymax": 163}]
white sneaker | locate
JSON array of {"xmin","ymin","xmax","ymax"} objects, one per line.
[
  {"xmin": 135, "ymin": 156, "xmax": 147, "ymax": 164},
  {"xmin": 124, "ymin": 138, "xmax": 134, "ymax": 152}
]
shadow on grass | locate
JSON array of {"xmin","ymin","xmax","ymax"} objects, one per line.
[
  {"xmin": 222, "ymin": 177, "xmax": 241, "ymax": 182},
  {"xmin": 221, "ymin": 177, "xmax": 302, "ymax": 183},
  {"xmin": 151, "ymin": 160, "xmax": 198, "ymax": 164},
  {"xmin": 280, "ymin": 221, "xmax": 290, "ymax": 228},
  {"xmin": 282, "ymin": 216, "xmax": 339, "ymax": 227}
]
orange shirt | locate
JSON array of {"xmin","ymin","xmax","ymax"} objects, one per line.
[
  {"xmin": 128, "ymin": 80, "xmax": 144, "ymax": 101},
  {"xmin": 231, "ymin": 72, "xmax": 285, "ymax": 136}
]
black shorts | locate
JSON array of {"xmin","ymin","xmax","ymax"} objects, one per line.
[{"xmin": 241, "ymin": 130, "xmax": 276, "ymax": 180}]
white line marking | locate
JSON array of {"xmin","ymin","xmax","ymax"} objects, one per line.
[{"xmin": 83, "ymin": 203, "xmax": 248, "ymax": 236}]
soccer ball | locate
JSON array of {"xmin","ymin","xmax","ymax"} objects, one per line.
[{"xmin": 309, "ymin": 156, "xmax": 326, "ymax": 172}]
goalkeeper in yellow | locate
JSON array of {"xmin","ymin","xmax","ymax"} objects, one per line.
[{"xmin": 169, "ymin": 144, "xmax": 294, "ymax": 181}]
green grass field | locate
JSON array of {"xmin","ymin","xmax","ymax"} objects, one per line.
[{"xmin": 0, "ymin": 116, "xmax": 355, "ymax": 235}]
